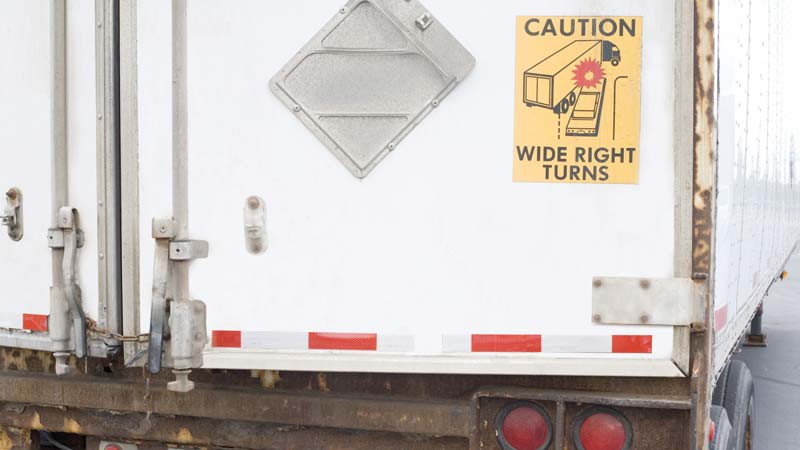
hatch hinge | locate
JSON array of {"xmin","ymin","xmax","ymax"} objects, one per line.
[
  {"xmin": 147, "ymin": 218, "xmax": 208, "ymax": 392},
  {"xmin": 48, "ymin": 207, "xmax": 88, "ymax": 375}
]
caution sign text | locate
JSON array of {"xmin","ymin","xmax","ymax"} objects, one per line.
[{"xmin": 513, "ymin": 16, "xmax": 643, "ymax": 184}]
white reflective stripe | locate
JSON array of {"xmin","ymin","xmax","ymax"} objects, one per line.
[
  {"xmin": 441, "ymin": 335, "xmax": 470, "ymax": 353},
  {"xmin": 541, "ymin": 335, "xmax": 612, "ymax": 353},
  {"xmin": 376, "ymin": 334, "xmax": 415, "ymax": 352},
  {"xmin": 241, "ymin": 332, "xmax": 307, "ymax": 350},
  {"xmin": 0, "ymin": 313, "xmax": 21, "ymax": 330}
]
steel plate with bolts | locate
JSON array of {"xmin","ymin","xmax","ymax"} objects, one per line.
[{"xmin": 270, "ymin": 0, "xmax": 475, "ymax": 178}]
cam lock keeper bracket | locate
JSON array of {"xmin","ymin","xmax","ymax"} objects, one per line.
[{"xmin": 147, "ymin": 217, "xmax": 208, "ymax": 376}]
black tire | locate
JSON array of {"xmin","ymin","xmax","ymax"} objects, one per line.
[
  {"xmin": 569, "ymin": 91, "xmax": 577, "ymax": 105},
  {"xmin": 722, "ymin": 360, "xmax": 755, "ymax": 450},
  {"xmin": 710, "ymin": 405, "xmax": 733, "ymax": 450},
  {"xmin": 712, "ymin": 362, "xmax": 732, "ymax": 406}
]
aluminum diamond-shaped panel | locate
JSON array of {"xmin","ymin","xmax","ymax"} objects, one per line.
[{"xmin": 270, "ymin": 0, "xmax": 475, "ymax": 178}]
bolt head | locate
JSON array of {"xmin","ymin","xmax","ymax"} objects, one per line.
[{"xmin": 640, "ymin": 314, "xmax": 650, "ymax": 324}]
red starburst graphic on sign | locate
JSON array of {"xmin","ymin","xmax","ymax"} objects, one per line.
[{"xmin": 572, "ymin": 58, "xmax": 605, "ymax": 89}]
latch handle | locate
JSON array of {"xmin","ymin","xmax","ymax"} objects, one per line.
[
  {"xmin": 148, "ymin": 218, "xmax": 175, "ymax": 374},
  {"xmin": 58, "ymin": 207, "xmax": 87, "ymax": 358}
]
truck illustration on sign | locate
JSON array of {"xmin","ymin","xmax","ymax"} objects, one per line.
[{"xmin": 523, "ymin": 40, "xmax": 620, "ymax": 116}]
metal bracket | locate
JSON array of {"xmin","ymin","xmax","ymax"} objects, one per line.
[
  {"xmin": 49, "ymin": 207, "xmax": 88, "ymax": 373},
  {"xmin": 2, "ymin": 188, "xmax": 23, "ymax": 241},
  {"xmin": 47, "ymin": 228, "xmax": 85, "ymax": 249},
  {"xmin": 170, "ymin": 240, "xmax": 209, "ymax": 261},
  {"xmin": 147, "ymin": 218, "xmax": 208, "ymax": 375},
  {"xmin": 592, "ymin": 277, "xmax": 702, "ymax": 326}
]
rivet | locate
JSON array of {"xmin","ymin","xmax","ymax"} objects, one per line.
[
  {"xmin": 432, "ymin": 99, "xmax": 440, "ymax": 107},
  {"xmin": 160, "ymin": 226, "xmax": 167, "ymax": 233},
  {"xmin": 98, "ymin": 200, "xmax": 104, "ymax": 206},
  {"xmin": 293, "ymin": 105, "xmax": 301, "ymax": 112},
  {"xmin": 247, "ymin": 196, "xmax": 261, "ymax": 209},
  {"xmin": 97, "ymin": 114, "xmax": 103, "ymax": 120},
  {"xmin": 592, "ymin": 314, "xmax": 602, "ymax": 322},
  {"xmin": 340, "ymin": 7, "xmax": 347, "ymax": 13},
  {"xmin": 640, "ymin": 314, "xmax": 650, "ymax": 324},
  {"xmin": 639, "ymin": 279, "xmax": 651, "ymax": 289},
  {"xmin": 388, "ymin": 143, "xmax": 396, "ymax": 150},
  {"xmin": 592, "ymin": 279, "xmax": 602, "ymax": 288},
  {"xmin": 99, "ymin": 253, "xmax": 105, "ymax": 259}
]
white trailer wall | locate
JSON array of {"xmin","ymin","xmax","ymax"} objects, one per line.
[
  {"xmin": 134, "ymin": 0, "xmax": 686, "ymax": 376},
  {"xmin": 0, "ymin": 1, "xmax": 99, "ymax": 331},
  {"xmin": 713, "ymin": 0, "xmax": 800, "ymax": 374}
]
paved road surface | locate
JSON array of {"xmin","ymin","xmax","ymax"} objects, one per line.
[{"xmin": 736, "ymin": 253, "xmax": 800, "ymax": 449}]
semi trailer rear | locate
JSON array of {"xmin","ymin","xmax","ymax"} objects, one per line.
[{"xmin": 0, "ymin": 0, "xmax": 797, "ymax": 449}]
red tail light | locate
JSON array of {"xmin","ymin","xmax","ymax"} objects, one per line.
[
  {"xmin": 495, "ymin": 401, "xmax": 553, "ymax": 450},
  {"xmin": 573, "ymin": 407, "xmax": 633, "ymax": 450}
]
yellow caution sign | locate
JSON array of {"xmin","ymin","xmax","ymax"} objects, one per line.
[{"xmin": 513, "ymin": 16, "xmax": 643, "ymax": 184}]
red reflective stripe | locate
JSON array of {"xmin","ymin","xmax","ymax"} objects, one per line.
[
  {"xmin": 308, "ymin": 333, "xmax": 377, "ymax": 351},
  {"xmin": 612, "ymin": 335, "xmax": 652, "ymax": 353},
  {"xmin": 22, "ymin": 314, "xmax": 48, "ymax": 332},
  {"xmin": 211, "ymin": 330, "xmax": 242, "ymax": 348},
  {"xmin": 714, "ymin": 305, "xmax": 729, "ymax": 332},
  {"xmin": 471, "ymin": 334, "xmax": 542, "ymax": 352}
]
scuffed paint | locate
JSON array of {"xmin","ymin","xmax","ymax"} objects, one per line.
[
  {"xmin": 174, "ymin": 428, "xmax": 194, "ymax": 444},
  {"xmin": 317, "ymin": 373, "xmax": 329, "ymax": 393},
  {"xmin": 63, "ymin": 418, "xmax": 81, "ymax": 434},
  {"xmin": 28, "ymin": 412, "xmax": 42, "ymax": 430},
  {"xmin": 0, "ymin": 430, "xmax": 12, "ymax": 450},
  {"xmin": 250, "ymin": 370, "xmax": 281, "ymax": 389}
]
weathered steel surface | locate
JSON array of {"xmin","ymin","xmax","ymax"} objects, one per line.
[
  {"xmin": 690, "ymin": 0, "xmax": 719, "ymax": 448},
  {"xmin": 0, "ymin": 371, "xmax": 472, "ymax": 438},
  {"xmin": 0, "ymin": 425, "xmax": 36, "ymax": 450},
  {"xmin": 0, "ymin": 404, "xmax": 467, "ymax": 450},
  {"xmin": 473, "ymin": 386, "xmax": 692, "ymax": 410}
]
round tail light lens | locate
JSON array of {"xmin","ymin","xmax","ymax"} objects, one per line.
[
  {"xmin": 573, "ymin": 407, "xmax": 633, "ymax": 450},
  {"xmin": 495, "ymin": 401, "xmax": 553, "ymax": 450}
]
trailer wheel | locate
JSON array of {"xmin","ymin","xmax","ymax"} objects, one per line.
[
  {"xmin": 712, "ymin": 362, "xmax": 732, "ymax": 406},
  {"xmin": 722, "ymin": 360, "xmax": 755, "ymax": 450},
  {"xmin": 709, "ymin": 405, "xmax": 733, "ymax": 450},
  {"xmin": 569, "ymin": 91, "xmax": 577, "ymax": 106}
]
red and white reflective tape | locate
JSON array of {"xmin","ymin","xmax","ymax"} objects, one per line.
[
  {"xmin": 211, "ymin": 331, "xmax": 415, "ymax": 352},
  {"xmin": 212, "ymin": 331, "xmax": 651, "ymax": 354},
  {"xmin": 442, "ymin": 334, "xmax": 653, "ymax": 354},
  {"xmin": 22, "ymin": 314, "xmax": 48, "ymax": 332}
]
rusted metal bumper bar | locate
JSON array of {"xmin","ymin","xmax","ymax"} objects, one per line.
[
  {"xmin": 0, "ymin": 404, "xmax": 467, "ymax": 450},
  {"xmin": 0, "ymin": 372, "xmax": 471, "ymax": 438},
  {"xmin": 0, "ymin": 372, "xmax": 693, "ymax": 449}
]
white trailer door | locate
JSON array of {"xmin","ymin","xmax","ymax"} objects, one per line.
[
  {"xmin": 0, "ymin": 2, "xmax": 104, "ymax": 344},
  {"xmin": 134, "ymin": 0, "xmax": 687, "ymax": 376}
]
